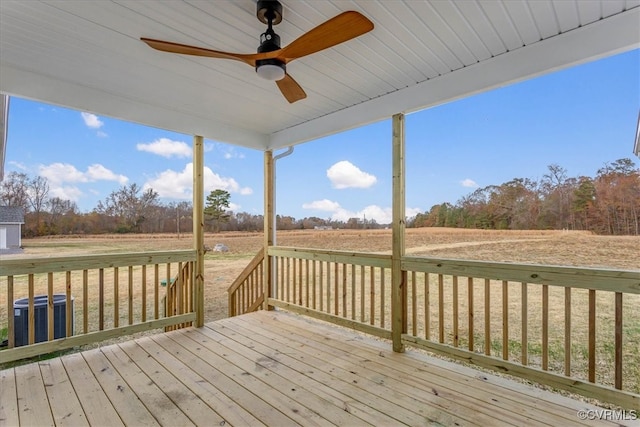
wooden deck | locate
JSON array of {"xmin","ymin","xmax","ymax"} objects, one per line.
[{"xmin": 0, "ymin": 311, "xmax": 633, "ymax": 427}]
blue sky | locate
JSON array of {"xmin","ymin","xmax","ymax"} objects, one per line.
[{"xmin": 4, "ymin": 49, "xmax": 639, "ymax": 224}]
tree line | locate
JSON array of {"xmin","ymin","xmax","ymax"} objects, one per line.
[
  {"xmin": 1, "ymin": 158, "xmax": 638, "ymax": 236},
  {"xmin": 409, "ymin": 158, "xmax": 639, "ymax": 235}
]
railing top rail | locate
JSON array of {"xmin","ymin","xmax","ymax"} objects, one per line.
[
  {"xmin": 1, "ymin": 249, "xmax": 197, "ymax": 276},
  {"xmin": 402, "ymin": 255, "xmax": 640, "ymax": 294},
  {"xmin": 268, "ymin": 246, "xmax": 392, "ymax": 268}
]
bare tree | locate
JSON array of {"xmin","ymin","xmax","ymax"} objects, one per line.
[
  {"xmin": 0, "ymin": 171, "xmax": 30, "ymax": 209},
  {"xmin": 27, "ymin": 175, "xmax": 50, "ymax": 233}
]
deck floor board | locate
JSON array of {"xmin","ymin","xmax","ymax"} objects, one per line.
[{"xmin": 0, "ymin": 310, "xmax": 632, "ymax": 427}]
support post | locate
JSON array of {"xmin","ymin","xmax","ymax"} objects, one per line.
[
  {"xmin": 392, "ymin": 113, "xmax": 406, "ymax": 352},
  {"xmin": 193, "ymin": 135, "xmax": 205, "ymax": 327},
  {"xmin": 263, "ymin": 150, "xmax": 274, "ymax": 310}
]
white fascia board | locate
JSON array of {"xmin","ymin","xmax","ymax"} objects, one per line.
[
  {"xmin": 0, "ymin": 94, "xmax": 7, "ymax": 181},
  {"xmin": 0, "ymin": 65, "xmax": 269, "ymax": 150},
  {"xmin": 269, "ymin": 7, "xmax": 640, "ymax": 150}
]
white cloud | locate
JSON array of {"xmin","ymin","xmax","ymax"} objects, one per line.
[
  {"xmin": 80, "ymin": 112, "xmax": 104, "ymax": 129},
  {"xmin": 50, "ymin": 185, "xmax": 83, "ymax": 201},
  {"xmin": 40, "ymin": 163, "xmax": 89, "ymax": 184},
  {"xmin": 39, "ymin": 162, "xmax": 128, "ymax": 185},
  {"xmin": 302, "ymin": 199, "xmax": 341, "ymax": 211},
  {"xmin": 86, "ymin": 164, "xmax": 128, "ymax": 185},
  {"xmin": 8, "ymin": 161, "xmax": 28, "ymax": 170},
  {"xmin": 461, "ymin": 178, "xmax": 478, "ymax": 188},
  {"xmin": 223, "ymin": 148, "xmax": 245, "ymax": 159},
  {"xmin": 331, "ymin": 205, "xmax": 392, "ymax": 223},
  {"xmin": 406, "ymin": 207, "xmax": 423, "ymax": 218},
  {"xmin": 137, "ymin": 138, "xmax": 192, "ymax": 158},
  {"xmin": 327, "ymin": 161, "xmax": 377, "ymax": 189},
  {"xmin": 303, "ymin": 198, "xmax": 421, "ymax": 224},
  {"xmin": 229, "ymin": 202, "xmax": 241, "ymax": 211},
  {"xmin": 143, "ymin": 163, "xmax": 253, "ymax": 199}
]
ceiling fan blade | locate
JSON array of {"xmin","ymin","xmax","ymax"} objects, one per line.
[
  {"xmin": 276, "ymin": 74, "xmax": 307, "ymax": 103},
  {"xmin": 141, "ymin": 38, "xmax": 263, "ymax": 66},
  {"xmin": 279, "ymin": 11, "xmax": 373, "ymax": 62}
]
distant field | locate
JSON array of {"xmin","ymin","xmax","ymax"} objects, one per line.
[{"xmin": 12, "ymin": 227, "xmax": 639, "ymax": 267}]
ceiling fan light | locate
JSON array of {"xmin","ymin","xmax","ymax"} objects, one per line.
[{"xmin": 256, "ymin": 60, "xmax": 286, "ymax": 81}]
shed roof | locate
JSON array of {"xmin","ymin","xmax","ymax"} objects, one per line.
[
  {"xmin": 0, "ymin": 206, "xmax": 25, "ymax": 224},
  {"xmin": 0, "ymin": 1, "xmax": 638, "ymax": 151}
]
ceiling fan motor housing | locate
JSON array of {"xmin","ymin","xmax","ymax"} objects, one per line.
[
  {"xmin": 256, "ymin": 0, "xmax": 283, "ymax": 25},
  {"xmin": 256, "ymin": 0, "xmax": 285, "ymax": 79}
]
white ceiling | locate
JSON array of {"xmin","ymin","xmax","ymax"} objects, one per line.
[{"xmin": 1, "ymin": 0, "xmax": 639, "ymax": 152}]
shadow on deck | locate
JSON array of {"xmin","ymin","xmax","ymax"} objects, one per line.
[{"xmin": 0, "ymin": 310, "xmax": 632, "ymax": 426}]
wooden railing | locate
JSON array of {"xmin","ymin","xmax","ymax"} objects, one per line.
[
  {"xmin": 267, "ymin": 246, "xmax": 392, "ymax": 339},
  {"xmin": 0, "ymin": 250, "xmax": 196, "ymax": 363},
  {"xmin": 265, "ymin": 246, "xmax": 640, "ymax": 408},
  {"xmin": 163, "ymin": 261, "xmax": 194, "ymax": 332},
  {"xmin": 227, "ymin": 248, "xmax": 265, "ymax": 317}
]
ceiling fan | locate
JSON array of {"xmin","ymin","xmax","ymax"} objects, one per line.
[{"xmin": 141, "ymin": 0, "xmax": 374, "ymax": 103}]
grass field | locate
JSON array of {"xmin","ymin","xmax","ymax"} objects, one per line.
[{"xmin": 2, "ymin": 228, "xmax": 639, "ymax": 396}]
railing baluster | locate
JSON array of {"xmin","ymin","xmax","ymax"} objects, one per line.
[
  {"xmin": 334, "ymin": 262, "xmax": 339, "ymax": 316},
  {"xmin": 326, "ymin": 262, "xmax": 331, "ymax": 314},
  {"xmin": 305, "ymin": 259, "xmax": 310, "ymax": 308},
  {"xmin": 425, "ymin": 273, "xmax": 430, "ymax": 340},
  {"xmin": 484, "ymin": 278, "xmax": 490, "ymax": 356},
  {"xmin": 542, "ymin": 283, "xmax": 549, "ymax": 370},
  {"xmin": 564, "ymin": 287, "xmax": 571, "ymax": 376},
  {"xmin": 521, "ymin": 282, "xmax": 528, "ymax": 365},
  {"xmin": 369, "ymin": 266, "xmax": 375, "ymax": 326},
  {"xmin": 360, "ymin": 265, "xmax": 365, "ymax": 323},
  {"xmin": 468, "ymin": 277, "xmax": 474, "ymax": 352},
  {"xmin": 114, "ymin": 267, "xmax": 120, "ymax": 327},
  {"xmin": 82, "ymin": 269, "xmax": 87, "ymax": 333},
  {"xmin": 342, "ymin": 263, "xmax": 347, "ymax": 317},
  {"xmin": 165, "ymin": 263, "xmax": 171, "ymax": 318},
  {"xmin": 8, "ymin": 276, "xmax": 14, "ymax": 348},
  {"xmin": 319, "ymin": 261, "xmax": 324, "ymax": 312},
  {"xmin": 502, "ymin": 280, "xmax": 508, "ymax": 360},
  {"xmin": 312, "ymin": 260, "xmax": 317, "ymax": 310},
  {"xmin": 280, "ymin": 257, "xmax": 285, "ymax": 301},
  {"xmin": 128, "ymin": 266, "xmax": 134, "ymax": 325},
  {"xmin": 412, "ymin": 271, "xmax": 417, "ymax": 337},
  {"xmin": 99, "ymin": 268, "xmax": 105, "ymax": 330},
  {"xmin": 380, "ymin": 268, "xmax": 385, "ymax": 329},
  {"xmin": 438, "ymin": 274, "xmax": 444, "ymax": 344},
  {"xmin": 66, "ymin": 271, "xmax": 72, "ymax": 337},
  {"xmin": 588, "ymin": 289, "xmax": 596, "ymax": 382},
  {"xmin": 28, "ymin": 274, "xmax": 35, "ymax": 344},
  {"xmin": 337, "ymin": 263, "xmax": 342, "ymax": 316},
  {"xmin": 178, "ymin": 262, "xmax": 184, "ymax": 317},
  {"xmin": 141, "ymin": 265, "xmax": 147, "ymax": 323},
  {"xmin": 615, "ymin": 292, "xmax": 622, "ymax": 390},
  {"xmin": 453, "ymin": 275, "xmax": 459, "ymax": 347},
  {"xmin": 351, "ymin": 264, "xmax": 356, "ymax": 320},
  {"xmin": 292, "ymin": 257, "xmax": 297, "ymax": 304},
  {"xmin": 154, "ymin": 264, "xmax": 159, "ymax": 320},
  {"xmin": 299, "ymin": 259, "xmax": 304, "ymax": 306},
  {"xmin": 48, "ymin": 272, "xmax": 54, "ymax": 341},
  {"xmin": 286, "ymin": 257, "xmax": 291, "ymax": 303}
]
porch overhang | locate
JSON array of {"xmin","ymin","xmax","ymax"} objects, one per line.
[{"xmin": 1, "ymin": 1, "xmax": 638, "ymax": 151}]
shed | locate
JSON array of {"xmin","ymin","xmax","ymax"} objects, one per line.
[{"xmin": 0, "ymin": 206, "xmax": 24, "ymax": 250}]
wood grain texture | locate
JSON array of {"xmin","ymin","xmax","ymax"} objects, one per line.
[{"xmin": 2, "ymin": 311, "xmax": 632, "ymax": 427}]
